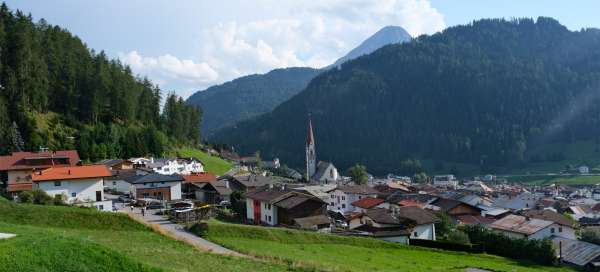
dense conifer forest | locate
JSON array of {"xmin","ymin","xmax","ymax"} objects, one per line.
[
  {"xmin": 214, "ymin": 17, "xmax": 600, "ymax": 175},
  {"xmin": 0, "ymin": 3, "xmax": 201, "ymax": 161}
]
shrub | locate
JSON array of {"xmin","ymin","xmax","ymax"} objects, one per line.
[
  {"xmin": 53, "ymin": 194, "xmax": 65, "ymax": 205},
  {"xmin": 447, "ymin": 229, "xmax": 470, "ymax": 244},
  {"xmin": 31, "ymin": 189, "xmax": 53, "ymax": 205},
  {"xmin": 18, "ymin": 191, "xmax": 34, "ymax": 203},
  {"xmin": 582, "ymin": 228, "xmax": 600, "ymax": 245},
  {"xmin": 462, "ymin": 225, "xmax": 556, "ymax": 265}
]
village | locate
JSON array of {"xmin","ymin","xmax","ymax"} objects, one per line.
[{"xmin": 1, "ymin": 120, "xmax": 599, "ymax": 270}]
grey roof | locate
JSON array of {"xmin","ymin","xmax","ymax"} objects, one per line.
[
  {"xmin": 106, "ymin": 169, "xmax": 138, "ymax": 181},
  {"xmin": 312, "ymin": 161, "xmax": 335, "ymax": 180},
  {"xmin": 489, "ymin": 214, "xmax": 553, "ymax": 235},
  {"xmin": 95, "ymin": 159, "xmax": 125, "ymax": 167},
  {"xmin": 552, "ymin": 236, "xmax": 600, "ymax": 266},
  {"xmin": 275, "ymin": 195, "xmax": 312, "ymax": 209},
  {"xmin": 293, "ymin": 215, "xmax": 331, "ymax": 229},
  {"xmin": 244, "ymin": 185, "xmax": 295, "ymax": 203},
  {"xmin": 385, "ymin": 192, "xmax": 437, "ymax": 205},
  {"xmin": 126, "ymin": 173, "xmax": 184, "ymax": 184},
  {"xmin": 332, "ymin": 185, "xmax": 379, "ymax": 195},
  {"xmin": 431, "ymin": 198, "xmax": 481, "ymax": 213},
  {"xmin": 233, "ymin": 174, "xmax": 292, "ymax": 188}
]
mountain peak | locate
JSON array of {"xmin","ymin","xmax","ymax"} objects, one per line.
[{"xmin": 329, "ymin": 25, "xmax": 411, "ymax": 68}]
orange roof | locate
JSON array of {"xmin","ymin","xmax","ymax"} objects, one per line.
[
  {"xmin": 32, "ymin": 165, "xmax": 111, "ymax": 182},
  {"xmin": 0, "ymin": 150, "xmax": 80, "ymax": 171},
  {"xmin": 182, "ymin": 172, "xmax": 217, "ymax": 183},
  {"xmin": 351, "ymin": 197, "xmax": 384, "ymax": 209}
]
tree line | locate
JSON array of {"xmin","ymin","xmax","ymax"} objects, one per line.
[{"xmin": 0, "ymin": 3, "xmax": 201, "ymax": 161}]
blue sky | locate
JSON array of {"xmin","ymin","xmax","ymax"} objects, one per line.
[{"xmin": 4, "ymin": 0, "xmax": 600, "ymax": 98}]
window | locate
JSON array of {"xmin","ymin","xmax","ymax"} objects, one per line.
[
  {"xmin": 98, "ymin": 205, "xmax": 104, "ymax": 211},
  {"xmin": 71, "ymin": 192, "xmax": 76, "ymax": 197},
  {"xmin": 342, "ymin": 204, "xmax": 346, "ymax": 209},
  {"xmin": 112, "ymin": 181, "xmax": 116, "ymax": 186},
  {"xmin": 331, "ymin": 194, "xmax": 334, "ymax": 199},
  {"xmin": 341, "ymin": 196, "xmax": 345, "ymax": 200},
  {"xmin": 413, "ymin": 232, "xmax": 418, "ymax": 237},
  {"xmin": 330, "ymin": 202, "xmax": 334, "ymax": 206},
  {"xmin": 559, "ymin": 227, "xmax": 563, "ymax": 233},
  {"xmin": 550, "ymin": 228, "xmax": 555, "ymax": 234},
  {"xmin": 161, "ymin": 181, "xmax": 165, "ymax": 184},
  {"xmin": 54, "ymin": 181, "xmax": 61, "ymax": 187},
  {"xmin": 268, "ymin": 215, "xmax": 272, "ymax": 222},
  {"xmin": 96, "ymin": 191, "xmax": 102, "ymax": 201},
  {"xmin": 358, "ymin": 196, "xmax": 362, "ymax": 199}
]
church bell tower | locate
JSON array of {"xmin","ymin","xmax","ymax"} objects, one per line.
[{"xmin": 306, "ymin": 118, "xmax": 316, "ymax": 181}]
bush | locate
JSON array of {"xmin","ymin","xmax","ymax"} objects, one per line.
[
  {"xmin": 187, "ymin": 222, "xmax": 209, "ymax": 237},
  {"xmin": 53, "ymin": 194, "xmax": 65, "ymax": 206},
  {"xmin": 462, "ymin": 225, "xmax": 556, "ymax": 265},
  {"xmin": 31, "ymin": 189, "xmax": 53, "ymax": 205},
  {"xmin": 18, "ymin": 191, "xmax": 34, "ymax": 203},
  {"xmin": 582, "ymin": 228, "xmax": 600, "ymax": 245},
  {"xmin": 447, "ymin": 230, "xmax": 470, "ymax": 244}
]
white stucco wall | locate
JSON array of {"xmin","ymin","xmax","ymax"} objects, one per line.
[
  {"xmin": 327, "ymin": 189, "xmax": 377, "ymax": 214},
  {"xmin": 411, "ymin": 223, "xmax": 436, "ymax": 240},
  {"xmin": 261, "ymin": 201, "xmax": 278, "ymax": 226},
  {"xmin": 36, "ymin": 178, "xmax": 104, "ymax": 204},
  {"xmin": 246, "ymin": 198, "xmax": 254, "ymax": 221},
  {"xmin": 104, "ymin": 179, "xmax": 132, "ymax": 194}
]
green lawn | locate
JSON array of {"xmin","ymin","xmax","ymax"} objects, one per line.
[
  {"xmin": 0, "ymin": 200, "xmax": 300, "ymax": 272},
  {"xmin": 200, "ymin": 221, "xmax": 574, "ymax": 272},
  {"xmin": 505, "ymin": 174, "xmax": 600, "ymax": 185},
  {"xmin": 173, "ymin": 147, "xmax": 232, "ymax": 176}
]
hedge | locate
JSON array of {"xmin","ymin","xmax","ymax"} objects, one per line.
[
  {"xmin": 410, "ymin": 239, "xmax": 484, "ymax": 253},
  {"xmin": 462, "ymin": 225, "xmax": 556, "ymax": 265}
]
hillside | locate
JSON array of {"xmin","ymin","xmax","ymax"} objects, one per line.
[
  {"xmin": 198, "ymin": 220, "xmax": 572, "ymax": 272},
  {"xmin": 0, "ymin": 3, "xmax": 200, "ymax": 160},
  {"xmin": 187, "ymin": 67, "xmax": 321, "ymax": 136},
  {"xmin": 0, "ymin": 199, "xmax": 300, "ymax": 272},
  {"xmin": 170, "ymin": 147, "xmax": 232, "ymax": 175},
  {"xmin": 213, "ymin": 17, "xmax": 600, "ymax": 175},
  {"xmin": 187, "ymin": 26, "xmax": 411, "ymax": 137}
]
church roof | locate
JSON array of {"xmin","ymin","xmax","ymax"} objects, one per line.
[
  {"xmin": 312, "ymin": 161, "xmax": 335, "ymax": 181},
  {"xmin": 307, "ymin": 119, "xmax": 314, "ymax": 145}
]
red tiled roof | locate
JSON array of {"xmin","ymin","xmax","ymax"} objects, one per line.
[
  {"xmin": 182, "ymin": 172, "xmax": 217, "ymax": 183},
  {"xmin": 32, "ymin": 165, "xmax": 111, "ymax": 182},
  {"xmin": 351, "ymin": 197, "xmax": 384, "ymax": 209},
  {"xmin": 0, "ymin": 150, "xmax": 80, "ymax": 171},
  {"xmin": 397, "ymin": 199, "xmax": 425, "ymax": 208}
]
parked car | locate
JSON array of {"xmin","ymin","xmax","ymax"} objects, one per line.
[
  {"xmin": 219, "ymin": 200, "xmax": 231, "ymax": 207},
  {"xmin": 118, "ymin": 195, "xmax": 131, "ymax": 203},
  {"xmin": 146, "ymin": 203, "xmax": 164, "ymax": 210},
  {"xmin": 335, "ymin": 220, "xmax": 348, "ymax": 228}
]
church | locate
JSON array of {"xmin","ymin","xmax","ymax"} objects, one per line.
[{"xmin": 306, "ymin": 119, "xmax": 341, "ymax": 185}]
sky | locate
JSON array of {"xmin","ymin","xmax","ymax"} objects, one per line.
[{"xmin": 4, "ymin": 0, "xmax": 600, "ymax": 99}]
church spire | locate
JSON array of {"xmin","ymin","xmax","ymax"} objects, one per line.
[{"xmin": 306, "ymin": 118, "xmax": 316, "ymax": 181}]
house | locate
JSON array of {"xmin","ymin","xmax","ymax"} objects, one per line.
[
  {"xmin": 32, "ymin": 165, "xmax": 112, "ymax": 211},
  {"xmin": 181, "ymin": 172, "xmax": 218, "ymax": 199},
  {"xmin": 227, "ymin": 174, "xmax": 293, "ymax": 192},
  {"xmin": 520, "ymin": 209, "xmax": 577, "ymax": 239},
  {"xmin": 552, "ymin": 236, "xmax": 600, "ymax": 270},
  {"xmin": 127, "ymin": 173, "xmax": 184, "ymax": 201},
  {"xmin": 327, "ymin": 185, "xmax": 380, "ymax": 214},
  {"xmin": 351, "ymin": 197, "xmax": 385, "ymax": 213},
  {"xmin": 350, "ymin": 207, "xmax": 436, "ymax": 244},
  {"xmin": 430, "ymin": 198, "xmax": 482, "ymax": 217},
  {"xmin": 245, "ymin": 184, "xmax": 326, "ymax": 226},
  {"xmin": 293, "ymin": 214, "xmax": 331, "ymax": 230},
  {"xmin": 261, "ymin": 158, "xmax": 281, "ymax": 169},
  {"xmin": 95, "ymin": 159, "xmax": 133, "ymax": 170},
  {"xmin": 147, "ymin": 158, "xmax": 204, "ymax": 175},
  {"xmin": 579, "ymin": 165, "xmax": 590, "ymax": 174},
  {"xmin": 489, "ymin": 214, "xmax": 574, "ymax": 240},
  {"xmin": 311, "ymin": 161, "xmax": 340, "ymax": 184},
  {"xmin": 129, "ymin": 157, "xmax": 152, "ymax": 168},
  {"xmin": 104, "ymin": 169, "xmax": 142, "ymax": 194},
  {"xmin": 189, "ymin": 179, "xmax": 232, "ymax": 204},
  {"xmin": 384, "ymin": 192, "xmax": 438, "ymax": 211},
  {"xmin": 492, "ymin": 192, "xmax": 540, "ymax": 210},
  {"xmin": 0, "ymin": 150, "xmax": 80, "ymax": 196},
  {"xmin": 433, "ymin": 175, "xmax": 458, "ymax": 188}
]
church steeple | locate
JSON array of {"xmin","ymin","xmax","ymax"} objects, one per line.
[{"xmin": 306, "ymin": 118, "xmax": 316, "ymax": 181}]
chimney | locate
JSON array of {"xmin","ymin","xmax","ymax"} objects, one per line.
[
  {"xmin": 68, "ymin": 170, "xmax": 71, "ymax": 175},
  {"xmin": 268, "ymin": 183, "xmax": 273, "ymax": 190},
  {"xmin": 225, "ymin": 180, "xmax": 230, "ymax": 188}
]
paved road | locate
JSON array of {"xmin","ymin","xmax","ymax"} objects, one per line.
[{"xmin": 124, "ymin": 207, "xmax": 245, "ymax": 257}]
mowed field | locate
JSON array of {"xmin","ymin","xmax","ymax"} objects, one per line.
[
  {"xmin": 201, "ymin": 221, "xmax": 574, "ymax": 272},
  {"xmin": 172, "ymin": 147, "xmax": 232, "ymax": 176},
  {"xmin": 0, "ymin": 198, "xmax": 298, "ymax": 272}
]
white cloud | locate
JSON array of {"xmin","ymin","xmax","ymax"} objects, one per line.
[{"xmin": 121, "ymin": 0, "xmax": 445, "ymax": 97}]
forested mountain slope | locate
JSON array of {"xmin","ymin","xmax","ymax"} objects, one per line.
[
  {"xmin": 0, "ymin": 4, "xmax": 200, "ymax": 161},
  {"xmin": 213, "ymin": 17, "xmax": 600, "ymax": 175},
  {"xmin": 187, "ymin": 67, "xmax": 321, "ymax": 136},
  {"xmin": 187, "ymin": 26, "xmax": 411, "ymax": 136}
]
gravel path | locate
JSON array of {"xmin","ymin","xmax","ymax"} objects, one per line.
[{"xmin": 125, "ymin": 207, "xmax": 246, "ymax": 257}]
